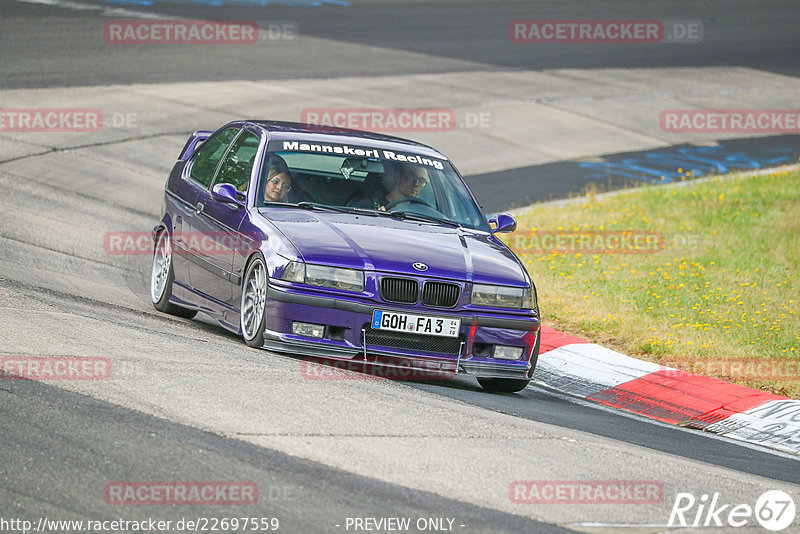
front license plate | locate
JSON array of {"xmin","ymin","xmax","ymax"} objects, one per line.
[{"xmin": 372, "ymin": 310, "xmax": 460, "ymax": 338}]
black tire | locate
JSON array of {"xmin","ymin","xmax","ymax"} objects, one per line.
[
  {"xmin": 240, "ymin": 255, "xmax": 268, "ymax": 348},
  {"xmin": 477, "ymin": 377, "xmax": 530, "ymax": 393},
  {"xmin": 477, "ymin": 329, "xmax": 541, "ymax": 393},
  {"xmin": 151, "ymin": 230, "xmax": 197, "ymax": 319}
]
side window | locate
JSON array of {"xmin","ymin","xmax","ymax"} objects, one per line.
[
  {"xmin": 213, "ymin": 131, "xmax": 260, "ymax": 192},
  {"xmin": 188, "ymin": 128, "xmax": 239, "ymax": 188}
]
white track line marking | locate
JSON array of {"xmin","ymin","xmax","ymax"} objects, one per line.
[{"xmin": 11, "ymin": 0, "xmax": 170, "ymax": 19}]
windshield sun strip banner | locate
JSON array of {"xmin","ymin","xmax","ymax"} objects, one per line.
[{"xmin": 274, "ymin": 140, "xmax": 446, "ymax": 170}]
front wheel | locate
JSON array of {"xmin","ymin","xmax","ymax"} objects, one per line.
[
  {"xmin": 241, "ymin": 255, "xmax": 268, "ymax": 348},
  {"xmin": 477, "ymin": 377, "xmax": 530, "ymax": 393},
  {"xmin": 151, "ymin": 230, "xmax": 197, "ymax": 319}
]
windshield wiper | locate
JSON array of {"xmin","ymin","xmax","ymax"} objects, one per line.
[
  {"xmin": 265, "ymin": 202, "xmax": 460, "ymax": 227},
  {"xmin": 263, "ymin": 201, "xmax": 346, "ymax": 212},
  {"xmin": 296, "ymin": 202, "xmax": 350, "ymax": 213},
  {"xmin": 296, "ymin": 202, "xmax": 398, "ymax": 218},
  {"xmin": 364, "ymin": 209, "xmax": 408, "ymax": 221},
  {"xmin": 360, "ymin": 208, "xmax": 460, "ymax": 227},
  {"xmin": 266, "ymin": 202, "xmax": 389, "ymax": 218},
  {"xmin": 263, "ymin": 201, "xmax": 302, "ymax": 208},
  {"xmin": 389, "ymin": 211, "xmax": 461, "ymax": 228}
]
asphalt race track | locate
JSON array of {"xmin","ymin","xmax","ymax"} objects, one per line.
[
  {"xmin": 3, "ymin": 0, "xmax": 800, "ymax": 88},
  {"xmin": 1, "ymin": 1, "xmax": 799, "ymax": 532}
]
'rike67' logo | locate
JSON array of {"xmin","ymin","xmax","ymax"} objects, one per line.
[{"xmin": 669, "ymin": 490, "xmax": 796, "ymax": 531}]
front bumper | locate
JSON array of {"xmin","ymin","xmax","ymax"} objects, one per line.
[{"xmin": 263, "ymin": 285, "xmax": 540, "ymax": 380}]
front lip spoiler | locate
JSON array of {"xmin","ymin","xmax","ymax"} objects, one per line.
[
  {"xmin": 261, "ymin": 329, "xmax": 532, "ymax": 380},
  {"xmin": 459, "ymin": 361, "xmax": 530, "ymax": 379},
  {"xmin": 266, "ymin": 286, "xmax": 540, "ymax": 331}
]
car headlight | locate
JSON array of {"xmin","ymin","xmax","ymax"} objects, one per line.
[
  {"xmin": 306, "ymin": 264, "xmax": 364, "ymax": 292},
  {"xmin": 281, "ymin": 261, "xmax": 364, "ymax": 292},
  {"xmin": 472, "ymin": 283, "xmax": 534, "ymax": 309},
  {"xmin": 281, "ymin": 260, "xmax": 305, "ymax": 283}
]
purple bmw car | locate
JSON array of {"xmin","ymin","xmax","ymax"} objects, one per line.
[{"xmin": 151, "ymin": 121, "xmax": 540, "ymax": 392}]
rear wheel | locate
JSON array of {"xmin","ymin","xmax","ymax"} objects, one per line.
[
  {"xmin": 151, "ymin": 230, "xmax": 197, "ymax": 319},
  {"xmin": 241, "ymin": 255, "xmax": 268, "ymax": 348},
  {"xmin": 477, "ymin": 330, "xmax": 541, "ymax": 393}
]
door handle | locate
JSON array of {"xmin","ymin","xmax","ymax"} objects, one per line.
[{"xmin": 195, "ymin": 202, "xmax": 204, "ymax": 215}]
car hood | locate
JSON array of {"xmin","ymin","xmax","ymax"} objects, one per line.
[{"xmin": 259, "ymin": 208, "xmax": 526, "ymax": 285}]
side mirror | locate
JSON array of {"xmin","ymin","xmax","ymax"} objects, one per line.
[
  {"xmin": 489, "ymin": 213, "xmax": 517, "ymax": 234},
  {"xmin": 211, "ymin": 183, "xmax": 245, "ymax": 207}
]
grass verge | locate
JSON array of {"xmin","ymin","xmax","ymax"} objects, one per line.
[{"xmin": 503, "ymin": 167, "xmax": 799, "ymax": 398}]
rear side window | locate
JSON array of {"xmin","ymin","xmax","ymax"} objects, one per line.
[
  {"xmin": 188, "ymin": 128, "xmax": 239, "ymax": 188},
  {"xmin": 213, "ymin": 131, "xmax": 260, "ymax": 192}
]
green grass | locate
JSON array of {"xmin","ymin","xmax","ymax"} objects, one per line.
[{"xmin": 503, "ymin": 168, "xmax": 800, "ymax": 397}]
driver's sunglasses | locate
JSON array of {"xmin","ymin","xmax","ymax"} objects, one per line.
[
  {"xmin": 268, "ymin": 177, "xmax": 292, "ymax": 191},
  {"xmin": 403, "ymin": 175, "xmax": 428, "ymax": 185}
]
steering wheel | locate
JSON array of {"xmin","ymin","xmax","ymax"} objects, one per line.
[{"xmin": 384, "ymin": 196, "xmax": 432, "ymax": 211}]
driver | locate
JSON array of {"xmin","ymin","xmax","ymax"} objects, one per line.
[
  {"xmin": 378, "ymin": 163, "xmax": 428, "ymax": 211},
  {"xmin": 263, "ymin": 155, "xmax": 293, "ymax": 203}
]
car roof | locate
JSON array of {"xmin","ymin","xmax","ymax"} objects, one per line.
[{"xmin": 243, "ymin": 120, "xmax": 449, "ymax": 161}]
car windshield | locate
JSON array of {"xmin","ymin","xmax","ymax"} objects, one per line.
[{"xmin": 257, "ymin": 141, "xmax": 491, "ymax": 231}]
